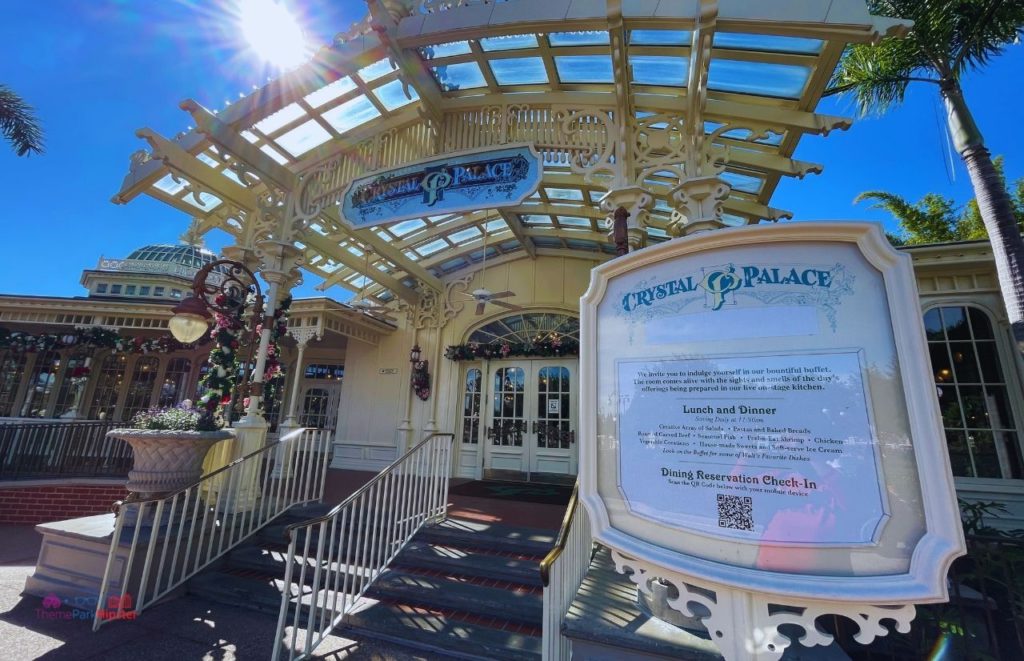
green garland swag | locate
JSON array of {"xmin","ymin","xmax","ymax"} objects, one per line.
[
  {"xmin": 0, "ymin": 326, "xmax": 204, "ymax": 354},
  {"xmin": 444, "ymin": 338, "xmax": 579, "ymax": 361},
  {"xmin": 258, "ymin": 295, "xmax": 291, "ymax": 425},
  {"xmin": 197, "ymin": 299, "xmax": 244, "ymax": 427}
]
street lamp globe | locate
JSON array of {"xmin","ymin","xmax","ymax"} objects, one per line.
[{"xmin": 169, "ymin": 297, "xmax": 212, "ymax": 343}]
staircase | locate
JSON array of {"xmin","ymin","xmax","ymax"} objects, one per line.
[{"xmin": 187, "ymin": 504, "xmax": 556, "ymax": 660}]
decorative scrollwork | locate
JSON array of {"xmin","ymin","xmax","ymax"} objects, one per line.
[
  {"xmin": 554, "ymin": 107, "xmax": 619, "ymax": 183},
  {"xmin": 611, "ymin": 550, "xmax": 915, "ymax": 661},
  {"xmin": 419, "ymin": 0, "xmax": 497, "ymax": 14},
  {"xmin": 488, "ymin": 420, "xmax": 525, "ymax": 447},
  {"xmin": 128, "ymin": 149, "xmax": 152, "ymax": 173},
  {"xmin": 535, "ymin": 422, "xmax": 574, "ymax": 449},
  {"xmin": 193, "ymin": 260, "xmax": 262, "ymax": 321},
  {"xmin": 398, "ymin": 275, "xmax": 471, "ymax": 330}
]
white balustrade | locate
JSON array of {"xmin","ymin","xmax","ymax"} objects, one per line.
[
  {"xmin": 541, "ymin": 483, "xmax": 593, "ymax": 661},
  {"xmin": 92, "ymin": 427, "xmax": 332, "ymax": 631},
  {"xmin": 272, "ymin": 432, "xmax": 454, "ymax": 661}
]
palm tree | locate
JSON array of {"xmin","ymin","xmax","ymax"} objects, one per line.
[
  {"xmin": 857, "ymin": 157, "xmax": 1024, "ymax": 246},
  {"xmin": 827, "ymin": 1, "xmax": 1024, "ymax": 343},
  {"xmin": 0, "ymin": 84, "xmax": 44, "ymax": 156}
]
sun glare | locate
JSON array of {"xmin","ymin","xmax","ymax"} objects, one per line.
[{"xmin": 238, "ymin": 0, "xmax": 310, "ymax": 70}]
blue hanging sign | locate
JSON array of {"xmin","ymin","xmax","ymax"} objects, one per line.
[{"xmin": 336, "ymin": 146, "xmax": 542, "ymax": 230}]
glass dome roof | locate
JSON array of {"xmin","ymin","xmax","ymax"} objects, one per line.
[{"xmin": 125, "ymin": 244, "xmax": 219, "ymax": 270}]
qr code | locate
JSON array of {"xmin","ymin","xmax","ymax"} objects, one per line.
[{"xmin": 717, "ymin": 493, "xmax": 753, "ymax": 531}]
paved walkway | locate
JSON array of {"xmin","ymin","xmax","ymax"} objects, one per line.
[{"xmin": 0, "ymin": 471, "xmax": 567, "ymax": 660}]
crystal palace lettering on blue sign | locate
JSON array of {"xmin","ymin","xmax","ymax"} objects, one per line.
[
  {"xmin": 333, "ymin": 146, "xmax": 542, "ymax": 230},
  {"xmin": 621, "ymin": 264, "xmax": 836, "ymax": 313}
]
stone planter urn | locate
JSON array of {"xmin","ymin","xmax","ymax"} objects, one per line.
[{"xmin": 107, "ymin": 428, "xmax": 234, "ymax": 501}]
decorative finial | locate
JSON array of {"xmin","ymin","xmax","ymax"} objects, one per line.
[{"xmin": 180, "ymin": 218, "xmax": 205, "ymax": 247}]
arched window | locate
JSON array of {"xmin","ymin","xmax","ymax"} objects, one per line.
[
  {"xmin": 925, "ymin": 306, "xmax": 1023, "ymax": 479},
  {"xmin": 122, "ymin": 356, "xmax": 160, "ymax": 422},
  {"xmin": 468, "ymin": 312, "xmax": 579, "ymax": 348},
  {"xmin": 0, "ymin": 351, "xmax": 27, "ymax": 416},
  {"xmin": 89, "ymin": 354, "xmax": 127, "ymax": 420},
  {"xmin": 21, "ymin": 350, "xmax": 60, "ymax": 417},
  {"xmin": 158, "ymin": 357, "xmax": 192, "ymax": 407},
  {"xmin": 53, "ymin": 352, "xmax": 90, "ymax": 417}
]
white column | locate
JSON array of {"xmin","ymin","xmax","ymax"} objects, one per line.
[
  {"xmin": 274, "ymin": 327, "xmax": 320, "ymax": 479},
  {"xmin": 217, "ymin": 240, "xmax": 303, "ymax": 511}
]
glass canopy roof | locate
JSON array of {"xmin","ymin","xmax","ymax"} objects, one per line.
[{"xmin": 115, "ymin": 1, "xmax": 906, "ymax": 307}]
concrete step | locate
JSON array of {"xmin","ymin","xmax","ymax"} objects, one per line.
[
  {"xmin": 368, "ymin": 568, "xmax": 542, "ymax": 626},
  {"xmin": 225, "ymin": 545, "xmax": 376, "ymax": 587},
  {"xmin": 395, "ymin": 541, "xmax": 543, "ymax": 587},
  {"xmin": 563, "ymin": 547, "xmax": 724, "ymax": 661},
  {"xmin": 414, "ymin": 519, "xmax": 555, "ymax": 557},
  {"xmin": 187, "ymin": 568, "xmax": 355, "ymax": 620},
  {"xmin": 345, "ymin": 600, "xmax": 542, "ymax": 661},
  {"xmin": 188, "ymin": 570, "xmax": 299, "ymax": 617}
]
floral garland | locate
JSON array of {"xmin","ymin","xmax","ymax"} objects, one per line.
[
  {"xmin": 259, "ymin": 295, "xmax": 291, "ymax": 424},
  {"xmin": 444, "ymin": 337, "xmax": 579, "ymax": 361},
  {"xmin": 0, "ymin": 326, "xmax": 204, "ymax": 355},
  {"xmin": 197, "ymin": 296, "xmax": 244, "ymax": 426}
]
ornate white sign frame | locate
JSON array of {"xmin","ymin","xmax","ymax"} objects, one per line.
[{"xmin": 579, "ymin": 222, "xmax": 965, "ymax": 604}]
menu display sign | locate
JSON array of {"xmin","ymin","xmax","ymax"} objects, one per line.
[
  {"xmin": 579, "ymin": 223, "xmax": 964, "ymax": 602},
  {"xmin": 618, "ymin": 351, "xmax": 884, "ymax": 545}
]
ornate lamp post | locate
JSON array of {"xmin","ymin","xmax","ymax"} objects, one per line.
[{"xmin": 168, "ymin": 259, "xmax": 268, "ymax": 419}]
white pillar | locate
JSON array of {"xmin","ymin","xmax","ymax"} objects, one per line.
[{"xmin": 274, "ymin": 328, "xmax": 319, "ymax": 479}]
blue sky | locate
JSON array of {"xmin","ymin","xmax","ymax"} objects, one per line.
[{"xmin": 1, "ymin": 1, "xmax": 1022, "ymax": 300}]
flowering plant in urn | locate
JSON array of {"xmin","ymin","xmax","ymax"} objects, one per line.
[{"xmin": 107, "ymin": 401, "xmax": 232, "ymax": 501}]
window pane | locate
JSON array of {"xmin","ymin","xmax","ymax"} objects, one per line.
[
  {"xmin": 923, "ymin": 309, "xmax": 944, "ymax": 340},
  {"xmin": 969, "ymin": 431, "xmax": 1001, "ymax": 478},
  {"xmin": 987, "ymin": 386, "xmax": 1015, "ymax": 429},
  {"xmin": 937, "ymin": 386, "xmax": 962, "ymax": 428},
  {"xmin": 929, "ymin": 343, "xmax": 953, "ymax": 383},
  {"xmin": 940, "ymin": 307, "xmax": 970, "ymax": 340},
  {"xmin": 969, "ymin": 307, "xmax": 995, "ymax": 339},
  {"xmin": 976, "ymin": 342, "xmax": 1003, "ymax": 383},
  {"xmin": 945, "ymin": 430, "xmax": 972, "ymax": 477},
  {"xmin": 959, "ymin": 386, "xmax": 988, "ymax": 429},
  {"xmin": 949, "ymin": 343, "xmax": 980, "ymax": 383}
]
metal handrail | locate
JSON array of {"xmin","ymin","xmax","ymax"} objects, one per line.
[
  {"xmin": 282, "ymin": 432, "xmax": 455, "ymax": 537},
  {"xmin": 540, "ymin": 480, "xmax": 580, "ymax": 586},
  {"xmin": 272, "ymin": 432, "xmax": 454, "ymax": 661},
  {"xmin": 93, "ymin": 427, "xmax": 332, "ymax": 632}
]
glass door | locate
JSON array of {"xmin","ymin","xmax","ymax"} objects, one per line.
[
  {"xmin": 485, "ymin": 365, "xmax": 528, "ymax": 473},
  {"xmin": 532, "ymin": 362, "xmax": 576, "ymax": 475},
  {"xmin": 483, "ymin": 360, "xmax": 577, "ymax": 479}
]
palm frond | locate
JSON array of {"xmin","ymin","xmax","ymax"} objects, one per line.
[
  {"xmin": 855, "ymin": 190, "xmax": 961, "ymax": 244},
  {"xmin": 827, "ymin": 40, "xmax": 933, "ymax": 115},
  {"xmin": 0, "ymin": 85, "xmax": 44, "ymax": 157},
  {"xmin": 950, "ymin": 0, "xmax": 1024, "ymax": 76}
]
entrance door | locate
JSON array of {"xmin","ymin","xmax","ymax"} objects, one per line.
[{"xmin": 483, "ymin": 360, "xmax": 577, "ymax": 479}]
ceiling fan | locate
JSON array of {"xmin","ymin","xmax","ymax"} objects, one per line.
[
  {"xmin": 349, "ymin": 245, "xmax": 397, "ymax": 324},
  {"xmin": 458, "ymin": 228, "xmax": 522, "ymax": 316}
]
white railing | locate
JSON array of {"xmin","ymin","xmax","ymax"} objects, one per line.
[
  {"xmin": 92, "ymin": 427, "xmax": 332, "ymax": 631},
  {"xmin": 272, "ymin": 432, "xmax": 454, "ymax": 661},
  {"xmin": 540, "ymin": 482, "xmax": 593, "ymax": 661}
]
